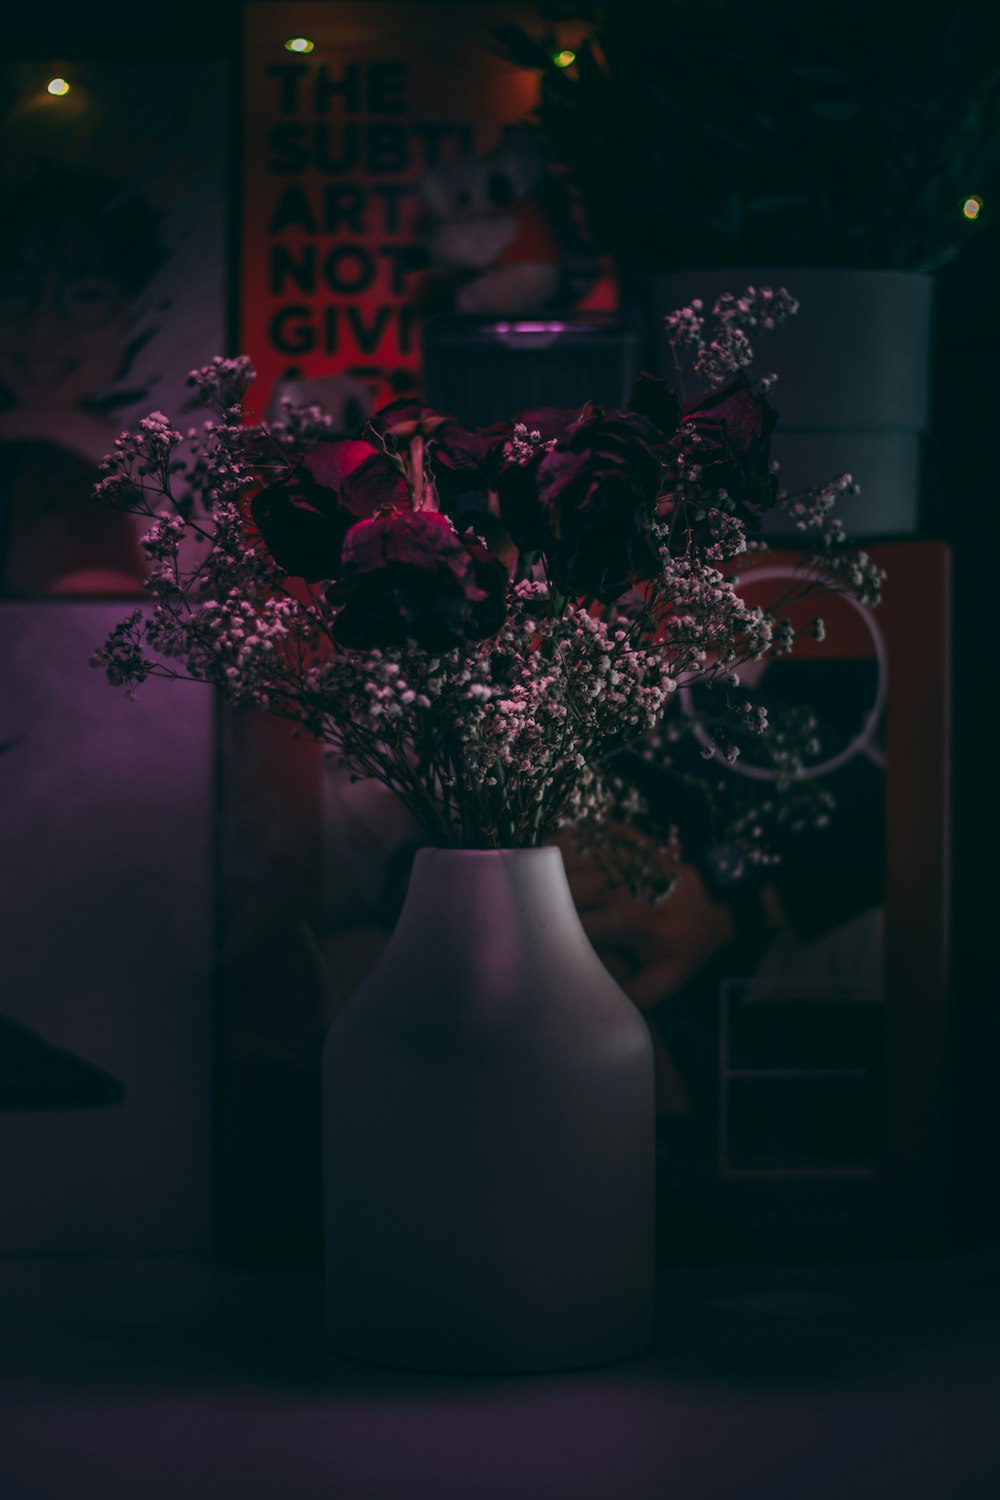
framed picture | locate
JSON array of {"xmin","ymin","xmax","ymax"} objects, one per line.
[
  {"xmin": 0, "ymin": 604, "xmax": 215, "ymax": 1252},
  {"xmin": 0, "ymin": 60, "xmax": 227, "ymax": 598},
  {"xmin": 214, "ymin": 531, "xmax": 950, "ymax": 1264},
  {"xmin": 0, "ymin": 56, "xmax": 226, "ymax": 1254},
  {"xmin": 241, "ymin": 2, "xmax": 554, "ymax": 416},
  {"xmin": 638, "ymin": 541, "xmax": 951, "ymax": 1258},
  {"xmin": 218, "ymin": 0, "xmax": 545, "ymax": 1265}
]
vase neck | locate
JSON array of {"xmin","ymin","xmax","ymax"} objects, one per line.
[{"xmin": 393, "ymin": 846, "xmax": 581, "ymax": 952}]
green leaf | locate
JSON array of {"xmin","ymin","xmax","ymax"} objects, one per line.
[
  {"xmin": 810, "ymin": 101, "xmax": 863, "ymax": 122},
  {"xmin": 793, "ymin": 66, "xmax": 851, "ymax": 85},
  {"xmin": 491, "ymin": 23, "xmax": 555, "ymax": 71},
  {"xmin": 747, "ymin": 195, "xmax": 814, "ymax": 212}
]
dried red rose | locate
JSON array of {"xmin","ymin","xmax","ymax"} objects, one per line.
[
  {"xmin": 251, "ymin": 439, "xmax": 408, "ymax": 581},
  {"xmin": 627, "ymin": 372, "xmax": 680, "ymax": 439},
  {"xmin": 328, "ymin": 511, "xmax": 508, "ymax": 650},
  {"xmin": 670, "ymin": 375, "xmax": 778, "ymax": 521},
  {"xmin": 365, "ymin": 399, "xmax": 452, "ymax": 445},
  {"xmin": 497, "ymin": 404, "xmax": 665, "ymax": 602},
  {"xmin": 427, "ymin": 420, "xmax": 497, "ymax": 517}
]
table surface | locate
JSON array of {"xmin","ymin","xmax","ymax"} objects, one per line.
[{"xmin": 2, "ymin": 1251, "xmax": 999, "ymax": 1500}]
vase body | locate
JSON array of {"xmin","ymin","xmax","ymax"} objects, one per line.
[
  {"xmin": 322, "ymin": 846, "xmax": 655, "ymax": 1373},
  {"xmin": 652, "ymin": 267, "xmax": 934, "ymax": 538}
]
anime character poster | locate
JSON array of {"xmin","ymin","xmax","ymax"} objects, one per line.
[
  {"xmin": 0, "ymin": 62, "xmax": 225, "ymax": 1252},
  {"xmin": 0, "ymin": 62, "xmax": 226, "ymax": 596}
]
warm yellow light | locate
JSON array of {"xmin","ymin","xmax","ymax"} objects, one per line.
[
  {"xmin": 552, "ymin": 50, "xmax": 576, "ymax": 68},
  {"xmin": 963, "ymin": 195, "xmax": 983, "ymax": 221},
  {"xmin": 284, "ymin": 37, "xmax": 315, "ymax": 54},
  {"xmin": 46, "ymin": 78, "xmax": 71, "ymax": 96}
]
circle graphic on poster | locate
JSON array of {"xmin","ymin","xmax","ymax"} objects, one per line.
[{"xmin": 679, "ymin": 564, "xmax": 888, "ymax": 782}]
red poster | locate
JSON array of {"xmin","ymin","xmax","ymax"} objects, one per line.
[{"xmin": 241, "ymin": 2, "xmax": 540, "ymax": 416}]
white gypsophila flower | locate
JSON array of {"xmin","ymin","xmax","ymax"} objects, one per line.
[{"xmin": 91, "ymin": 307, "xmax": 883, "ymax": 871}]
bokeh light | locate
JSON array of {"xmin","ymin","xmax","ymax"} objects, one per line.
[
  {"xmin": 963, "ymin": 195, "xmax": 983, "ymax": 221},
  {"xmin": 552, "ymin": 50, "xmax": 576, "ymax": 68},
  {"xmin": 284, "ymin": 37, "xmax": 315, "ymax": 54},
  {"xmin": 46, "ymin": 78, "xmax": 71, "ymax": 96}
]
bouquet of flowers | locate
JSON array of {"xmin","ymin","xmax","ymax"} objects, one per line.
[{"xmin": 92, "ymin": 287, "xmax": 882, "ymax": 895}]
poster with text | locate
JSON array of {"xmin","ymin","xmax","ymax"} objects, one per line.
[{"xmin": 242, "ymin": 2, "xmax": 542, "ymax": 423}]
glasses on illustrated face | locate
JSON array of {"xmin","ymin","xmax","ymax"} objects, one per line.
[{"xmin": 0, "ymin": 269, "xmax": 126, "ymax": 329}]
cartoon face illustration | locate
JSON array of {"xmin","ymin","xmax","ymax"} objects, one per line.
[
  {"xmin": 0, "ymin": 166, "xmax": 165, "ymax": 416},
  {"xmin": 0, "ymin": 263, "xmax": 131, "ymax": 408},
  {"xmin": 0, "ymin": 167, "xmax": 166, "ymax": 595}
]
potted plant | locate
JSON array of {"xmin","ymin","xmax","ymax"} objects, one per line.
[
  {"xmin": 497, "ymin": 0, "xmax": 1000, "ymax": 535},
  {"xmin": 91, "ymin": 293, "xmax": 880, "ymax": 1371}
]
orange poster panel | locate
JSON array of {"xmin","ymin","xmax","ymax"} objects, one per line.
[{"xmin": 242, "ymin": 2, "xmax": 540, "ymax": 414}]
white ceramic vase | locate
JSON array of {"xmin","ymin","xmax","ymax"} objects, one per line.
[
  {"xmin": 322, "ymin": 845, "xmax": 655, "ymax": 1373},
  {"xmin": 652, "ymin": 267, "xmax": 934, "ymax": 538}
]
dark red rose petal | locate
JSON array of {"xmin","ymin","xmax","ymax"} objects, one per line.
[
  {"xmin": 251, "ymin": 468, "xmax": 350, "ymax": 581},
  {"xmin": 339, "ymin": 451, "xmax": 410, "ymax": 518},
  {"xmin": 628, "ymin": 372, "xmax": 680, "ymax": 438},
  {"xmin": 366, "ymin": 399, "xmax": 452, "ymax": 443},
  {"xmin": 302, "ymin": 438, "xmax": 375, "ymax": 490},
  {"xmin": 331, "ymin": 511, "xmax": 508, "ymax": 650}
]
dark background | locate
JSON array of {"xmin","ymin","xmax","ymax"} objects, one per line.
[
  {"xmin": 4, "ymin": 0, "xmax": 999, "ymax": 1252},
  {"xmin": 1, "ymin": 7, "xmax": 998, "ymax": 1498}
]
